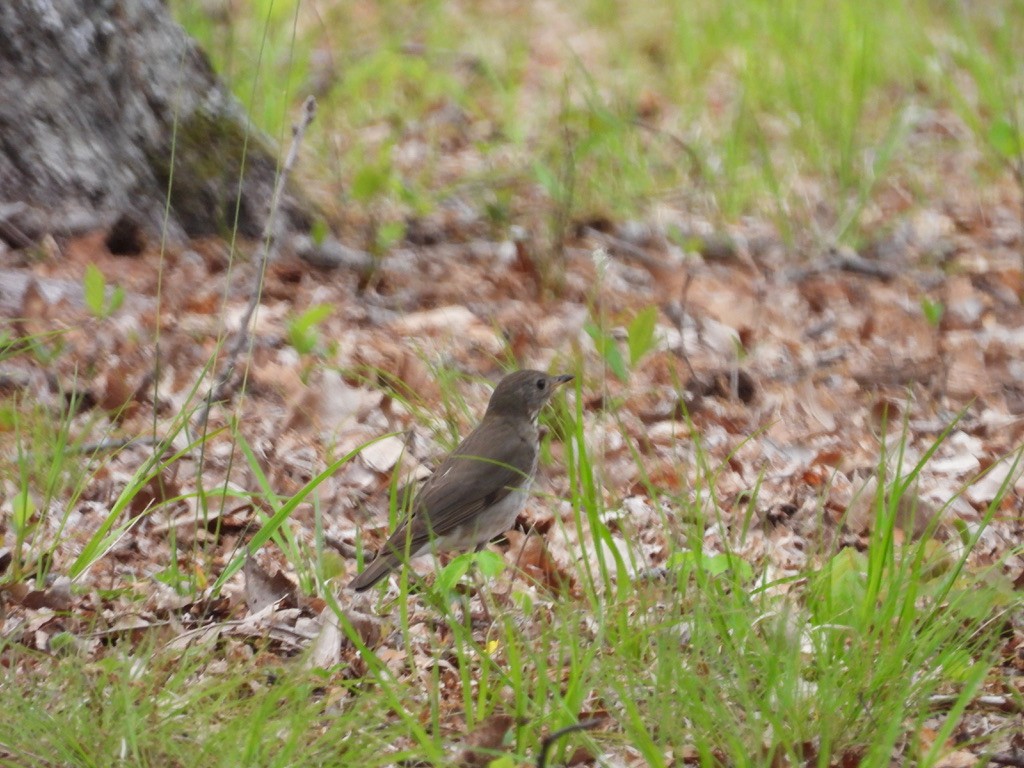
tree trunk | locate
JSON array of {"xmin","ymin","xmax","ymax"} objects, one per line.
[{"xmin": 0, "ymin": 0, "xmax": 313, "ymax": 250}]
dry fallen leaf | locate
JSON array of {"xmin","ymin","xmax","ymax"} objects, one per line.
[
  {"xmin": 243, "ymin": 556, "xmax": 298, "ymax": 614},
  {"xmin": 458, "ymin": 713, "xmax": 514, "ymax": 768}
]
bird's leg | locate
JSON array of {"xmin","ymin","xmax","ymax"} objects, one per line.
[
  {"xmin": 490, "ymin": 529, "xmax": 533, "ymax": 612},
  {"xmin": 469, "ymin": 543, "xmax": 493, "ymax": 626},
  {"xmin": 505, "ymin": 527, "xmax": 533, "ymax": 594}
]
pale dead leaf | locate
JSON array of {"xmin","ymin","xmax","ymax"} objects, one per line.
[
  {"xmin": 389, "ymin": 306, "xmax": 502, "ymax": 353},
  {"xmin": 966, "ymin": 454, "xmax": 1024, "ymax": 506},
  {"xmin": 360, "ymin": 434, "xmax": 407, "ymax": 474},
  {"xmin": 933, "ymin": 750, "xmax": 978, "ymax": 768},
  {"xmin": 165, "ymin": 623, "xmax": 223, "ymax": 652},
  {"xmin": 928, "ymin": 453, "xmax": 981, "ymax": 477},
  {"xmin": 307, "ymin": 607, "xmax": 343, "ymax": 669},
  {"xmin": 108, "ymin": 614, "xmax": 154, "ymax": 633},
  {"xmin": 316, "ymin": 369, "xmax": 380, "ymax": 434},
  {"xmin": 697, "ymin": 315, "xmax": 741, "ymax": 357},
  {"xmin": 945, "ymin": 341, "xmax": 990, "ymax": 398},
  {"xmin": 21, "ymin": 576, "xmax": 72, "ymax": 611},
  {"xmin": 256, "ymin": 359, "xmax": 306, "ymax": 399},
  {"xmin": 243, "ymin": 556, "xmax": 297, "ymax": 614},
  {"xmin": 793, "ymin": 380, "xmax": 837, "ymax": 432}
]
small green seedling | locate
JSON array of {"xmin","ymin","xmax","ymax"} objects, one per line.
[
  {"xmin": 375, "ymin": 219, "xmax": 406, "ymax": 253},
  {"xmin": 988, "ymin": 118, "xmax": 1022, "ymax": 165},
  {"xmin": 585, "ymin": 304, "xmax": 661, "ymax": 383},
  {"xmin": 83, "ymin": 263, "xmax": 125, "ymax": 319},
  {"xmin": 627, "ymin": 305, "xmax": 659, "ymax": 366},
  {"xmin": 921, "ymin": 297, "xmax": 944, "ymax": 328},
  {"xmin": 434, "ymin": 549, "xmax": 506, "ymax": 600},
  {"xmin": 287, "ymin": 303, "xmax": 333, "ymax": 355},
  {"xmin": 310, "ymin": 217, "xmax": 330, "ymax": 247}
]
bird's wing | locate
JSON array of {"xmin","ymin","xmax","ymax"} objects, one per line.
[{"xmin": 380, "ymin": 416, "xmax": 534, "ymax": 556}]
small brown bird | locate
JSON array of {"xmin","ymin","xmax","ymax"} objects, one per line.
[{"xmin": 348, "ymin": 369, "xmax": 574, "ymax": 591}]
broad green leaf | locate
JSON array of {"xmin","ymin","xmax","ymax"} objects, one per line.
[
  {"xmin": 287, "ymin": 304, "xmax": 333, "ymax": 354},
  {"xmin": 703, "ymin": 552, "xmax": 753, "ymax": 579},
  {"xmin": 297, "ymin": 303, "xmax": 333, "ymax": 327},
  {"xmin": 83, "ymin": 264, "xmax": 106, "ymax": 317},
  {"xmin": 12, "ymin": 490, "xmax": 34, "ymax": 532},
  {"xmin": 435, "ymin": 553, "xmax": 474, "ymax": 595},
  {"xmin": 584, "ymin": 321, "xmax": 629, "ymax": 382},
  {"xmin": 473, "ymin": 549, "xmax": 506, "ymax": 578},
  {"xmin": 988, "ymin": 119, "xmax": 1020, "ymax": 160},
  {"xmin": 352, "ymin": 164, "xmax": 390, "ymax": 202},
  {"xmin": 920, "ymin": 297, "xmax": 944, "ymax": 328},
  {"xmin": 310, "ymin": 217, "xmax": 329, "ymax": 246},
  {"xmin": 376, "ymin": 220, "xmax": 406, "ymax": 251},
  {"xmin": 628, "ymin": 305, "xmax": 659, "ymax": 365},
  {"xmin": 108, "ymin": 285, "xmax": 125, "ymax": 315}
]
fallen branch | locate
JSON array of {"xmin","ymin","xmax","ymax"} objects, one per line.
[{"xmin": 190, "ymin": 96, "xmax": 318, "ymax": 441}]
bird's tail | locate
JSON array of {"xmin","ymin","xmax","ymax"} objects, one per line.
[{"xmin": 348, "ymin": 552, "xmax": 400, "ymax": 591}]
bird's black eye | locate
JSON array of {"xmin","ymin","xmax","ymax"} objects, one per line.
[{"xmin": 536, "ymin": 379, "xmax": 546, "ymax": 390}]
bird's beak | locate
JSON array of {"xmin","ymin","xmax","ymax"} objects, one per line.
[{"xmin": 554, "ymin": 374, "xmax": 574, "ymax": 386}]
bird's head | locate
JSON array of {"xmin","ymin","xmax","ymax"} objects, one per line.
[{"xmin": 485, "ymin": 369, "xmax": 574, "ymax": 421}]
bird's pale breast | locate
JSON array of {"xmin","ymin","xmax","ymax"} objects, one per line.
[{"xmin": 433, "ymin": 449, "xmax": 537, "ymax": 553}]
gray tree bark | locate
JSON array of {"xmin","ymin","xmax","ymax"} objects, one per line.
[{"xmin": 0, "ymin": 0, "xmax": 314, "ymax": 251}]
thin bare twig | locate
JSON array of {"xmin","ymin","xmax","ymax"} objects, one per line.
[
  {"xmin": 13, "ymin": 435, "xmax": 158, "ymax": 464},
  {"xmin": 991, "ymin": 752, "xmax": 1024, "ymax": 768},
  {"xmin": 784, "ymin": 247, "xmax": 897, "ymax": 283},
  {"xmin": 584, "ymin": 226, "xmax": 665, "ymax": 272},
  {"xmin": 191, "ymin": 96, "xmax": 318, "ymax": 440},
  {"xmin": 664, "ymin": 271, "xmax": 697, "ymax": 381}
]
